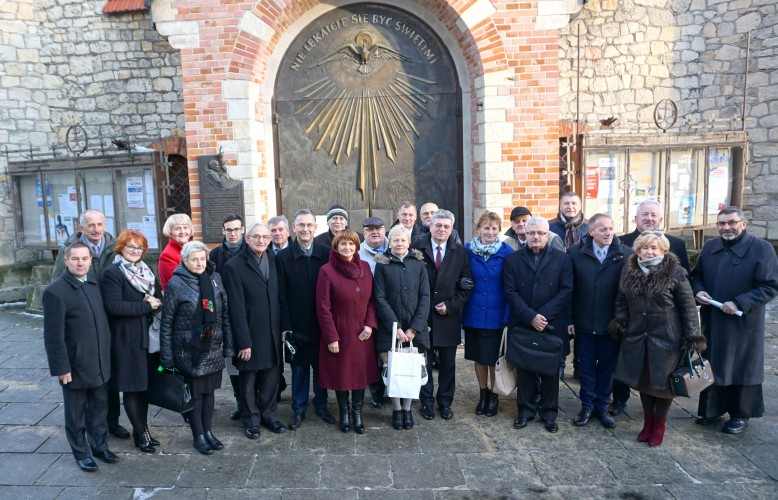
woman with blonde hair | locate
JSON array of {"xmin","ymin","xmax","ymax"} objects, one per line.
[
  {"xmin": 158, "ymin": 213, "xmax": 193, "ymax": 292},
  {"xmin": 610, "ymin": 231, "xmax": 705, "ymax": 446}
]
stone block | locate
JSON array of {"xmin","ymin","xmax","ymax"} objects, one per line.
[
  {"xmin": 737, "ymin": 12, "xmax": 762, "ymax": 33},
  {"xmin": 457, "ymin": 0, "xmax": 497, "ymax": 32},
  {"xmin": 238, "ymin": 11, "xmax": 275, "ymax": 44}
]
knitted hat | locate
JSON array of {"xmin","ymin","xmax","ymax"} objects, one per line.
[{"xmin": 326, "ymin": 204, "xmax": 348, "ymax": 222}]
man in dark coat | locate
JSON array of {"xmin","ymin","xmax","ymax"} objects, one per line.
[
  {"xmin": 51, "ymin": 209, "xmax": 127, "ymax": 439},
  {"xmin": 410, "ymin": 209, "xmax": 472, "ymax": 420},
  {"xmin": 43, "ymin": 242, "xmax": 118, "ymax": 472},
  {"xmin": 568, "ymin": 214, "xmax": 630, "ymax": 429},
  {"xmin": 691, "ymin": 206, "xmax": 778, "ymax": 434},
  {"xmin": 223, "ymin": 222, "xmax": 286, "ymax": 438},
  {"xmin": 391, "ymin": 201, "xmax": 421, "ymax": 241},
  {"xmin": 548, "ymin": 192, "xmax": 589, "ymax": 248},
  {"xmin": 277, "ymin": 209, "xmax": 334, "ymax": 429},
  {"xmin": 269, "ymin": 215, "xmax": 293, "ymax": 254},
  {"xmin": 314, "ymin": 204, "xmax": 363, "ymax": 247},
  {"xmin": 504, "ymin": 217, "xmax": 573, "ymax": 433},
  {"xmin": 209, "ymin": 213, "xmax": 245, "ymax": 419},
  {"xmin": 611, "ymin": 199, "xmax": 691, "ymax": 415}
]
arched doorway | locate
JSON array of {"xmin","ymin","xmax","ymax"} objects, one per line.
[{"xmin": 273, "ymin": 3, "xmax": 462, "ymax": 226}]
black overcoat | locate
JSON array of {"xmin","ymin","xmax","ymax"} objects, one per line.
[
  {"xmin": 276, "ymin": 240, "xmax": 329, "ymax": 366},
  {"xmin": 690, "ymin": 231, "xmax": 778, "ymax": 385},
  {"xmin": 373, "ymin": 249, "xmax": 431, "ymax": 352},
  {"xmin": 209, "ymin": 238, "xmax": 245, "ymax": 274},
  {"xmin": 100, "ymin": 263, "xmax": 154, "ymax": 392},
  {"xmin": 410, "ymin": 235, "xmax": 472, "ymax": 347},
  {"xmin": 568, "ymin": 235, "xmax": 631, "ymax": 334},
  {"xmin": 613, "ymin": 254, "xmax": 700, "ymax": 392},
  {"xmin": 223, "ymin": 244, "xmax": 282, "ymax": 371},
  {"xmin": 503, "ymin": 246, "xmax": 573, "ymax": 346},
  {"xmin": 43, "ymin": 271, "xmax": 111, "ymax": 389}
]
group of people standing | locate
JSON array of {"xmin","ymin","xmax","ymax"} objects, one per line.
[{"xmin": 42, "ymin": 194, "xmax": 778, "ymax": 473}]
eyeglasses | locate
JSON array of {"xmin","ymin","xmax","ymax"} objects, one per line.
[
  {"xmin": 716, "ymin": 220, "xmax": 742, "ymax": 227},
  {"xmin": 247, "ymin": 234, "xmax": 271, "ymax": 240},
  {"xmin": 125, "ymin": 245, "xmax": 145, "ymax": 253},
  {"xmin": 525, "ymin": 231, "xmax": 548, "ymax": 236},
  {"xmin": 223, "ymin": 227, "xmax": 243, "ymax": 233}
]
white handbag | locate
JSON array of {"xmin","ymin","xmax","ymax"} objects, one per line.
[
  {"xmin": 492, "ymin": 327, "xmax": 517, "ymax": 396},
  {"xmin": 382, "ymin": 322, "xmax": 427, "ymax": 399}
]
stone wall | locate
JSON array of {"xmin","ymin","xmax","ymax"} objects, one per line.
[
  {"xmin": 0, "ymin": 0, "xmax": 184, "ymax": 266},
  {"xmin": 559, "ymin": 0, "xmax": 778, "ymax": 240}
]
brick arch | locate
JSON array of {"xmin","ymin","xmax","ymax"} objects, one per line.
[{"xmin": 225, "ymin": 1, "xmax": 509, "ymax": 94}]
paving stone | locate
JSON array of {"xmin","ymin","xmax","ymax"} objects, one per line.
[
  {"xmin": 359, "ymin": 489, "xmax": 434, "ymax": 500},
  {"xmin": 292, "ymin": 425, "xmax": 357, "ymax": 455},
  {"xmin": 37, "ymin": 426, "xmax": 71, "ymax": 453},
  {"xmin": 0, "ymin": 354, "xmax": 49, "ymax": 369},
  {"xmin": 736, "ymin": 444, "xmax": 778, "ymax": 480},
  {"xmin": 417, "ymin": 423, "xmax": 486, "ymax": 453},
  {"xmin": 530, "ymin": 450, "xmax": 620, "ymax": 486},
  {"xmin": 458, "ymin": 452, "xmax": 542, "ymax": 494},
  {"xmin": 36, "ymin": 403, "xmax": 64, "ymax": 426},
  {"xmin": 101, "ymin": 453, "xmax": 189, "ymax": 487},
  {"xmin": 281, "ymin": 490, "xmax": 358, "ymax": 500},
  {"xmin": 0, "ymin": 402, "xmax": 57, "ymax": 425},
  {"xmin": 0, "ymin": 453, "xmax": 59, "ymax": 485},
  {"xmin": 0, "ymin": 368, "xmax": 50, "ymax": 383},
  {"xmin": 247, "ymin": 453, "xmax": 321, "ymax": 489},
  {"xmin": 355, "ymin": 426, "xmax": 421, "ymax": 455},
  {"xmin": 173, "ymin": 453, "xmax": 255, "ymax": 488},
  {"xmin": 0, "ymin": 424, "xmax": 57, "ymax": 452},
  {"xmin": 598, "ymin": 448, "xmax": 694, "ymax": 485},
  {"xmin": 666, "ymin": 444, "xmax": 769, "ymax": 483},
  {"xmin": 54, "ymin": 486, "xmax": 133, "ymax": 499},
  {"xmin": 320, "ymin": 455, "xmax": 392, "ymax": 489},
  {"xmin": 205, "ymin": 488, "xmax": 282, "ymax": 499},
  {"xmin": 391, "ymin": 454, "xmax": 465, "ymax": 489},
  {"xmin": 524, "ymin": 484, "xmax": 672, "ymax": 499},
  {"xmin": 664, "ymin": 483, "xmax": 762, "ymax": 499},
  {"xmin": 35, "ymin": 454, "xmax": 109, "ymax": 486},
  {"xmin": 0, "ymin": 486, "xmax": 63, "ymax": 500},
  {"xmin": 0, "ymin": 381, "xmax": 56, "ymax": 403}
]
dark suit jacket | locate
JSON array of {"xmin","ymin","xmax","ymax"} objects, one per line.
[
  {"xmin": 276, "ymin": 240, "xmax": 330, "ymax": 366},
  {"xmin": 503, "ymin": 245, "xmax": 573, "ymax": 340},
  {"xmin": 620, "ymin": 229, "xmax": 690, "ymax": 274},
  {"xmin": 43, "ymin": 270, "xmax": 111, "ymax": 389},
  {"xmin": 410, "ymin": 235, "xmax": 472, "ymax": 347},
  {"xmin": 223, "ymin": 244, "xmax": 282, "ymax": 371}
]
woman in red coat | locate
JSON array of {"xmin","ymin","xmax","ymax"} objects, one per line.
[
  {"xmin": 316, "ymin": 229, "xmax": 379, "ymax": 434},
  {"xmin": 158, "ymin": 213, "xmax": 193, "ymax": 292}
]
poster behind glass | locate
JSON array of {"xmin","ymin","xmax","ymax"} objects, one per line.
[
  {"xmin": 667, "ymin": 149, "xmax": 705, "ymax": 229},
  {"xmin": 707, "ymin": 148, "xmax": 732, "ymax": 214},
  {"xmin": 583, "ymin": 150, "xmax": 626, "ymax": 233}
]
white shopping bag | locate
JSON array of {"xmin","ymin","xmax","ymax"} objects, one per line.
[{"xmin": 384, "ymin": 322, "xmax": 426, "ymax": 399}]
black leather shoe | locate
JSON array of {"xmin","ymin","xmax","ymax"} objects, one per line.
[
  {"xmin": 608, "ymin": 401, "xmax": 626, "ymax": 416},
  {"xmin": 108, "ymin": 424, "xmax": 130, "ymax": 439},
  {"xmin": 133, "ymin": 432, "xmax": 156, "ymax": 453},
  {"xmin": 262, "ymin": 421, "xmax": 287, "ymax": 434},
  {"xmin": 77, "ymin": 457, "xmax": 98, "ymax": 472},
  {"xmin": 92, "ymin": 449, "xmax": 119, "ymax": 463},
  {"xmin": 513, "ymin": 417, "xmax": 528, "ymax": 429},
  {"xmin": 402, "ymin": 410, "xmax": 414, "ymax": 430},
  {"xmin": 244, "ymin": 427, "xmax": 260, "ymax": 440},
  {"xmin": 193, "ymin": 435, "xmax": 213, "ymax": 455},
  {"xmin": 370, "ymin": 396, "xmax": 384, "ymax": 409},
  {"xmin": 574, "ymin": 409, "xmax": 591, "ymax": 426},
  {"xmin": 595, "ymin": 409, "xmax": 616, "ymax": 429},
  {"xmin": 392, "ymin": 410, "xmax": 404, "ymax": 430},
  {"xmin": 723, "ymin": 418, "xmax": 749, "ymax": 434},
  {"xmin": 421, "ymin": 404, "xmax": 435, "ymax": 420},
  {"xmin": 204, "ymin": 431, "xmax": 223, "ymax": 450},
  {"xmin": 314, "ymin": 407, "xmax": 336, "ymax": 424},
  {"xmin": 440, "ymin": 406, "xmax": 453, "ymax": 420},
  {"xmin": 288, "ymin": 413, "xmax": 305, "ymax": 430},
  {"xmin": 145, "ymin": 426, "xmax": 160, "ymax": 447},
  {"xmin": 696, "ymin": 415, "xmax": 724, "ymax": 426},
  {"xmin": 230, "ymin": 403, "xmax": 241, "ymax": 421},
  {"xmin": 544, "ymin": 420, "xmax": 559, "ymax": 433}
]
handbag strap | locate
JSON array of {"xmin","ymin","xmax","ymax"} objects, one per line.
[
  {"xmin": 391, "ymin": 321, "xmax": 399, "ymax": 352},
  {"xmin": 499, "ymin": 327, "xmax": 508, "ymax": 356}
]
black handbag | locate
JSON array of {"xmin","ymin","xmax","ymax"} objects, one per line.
[
  {"xmin": 505, "ymin": 325, "xmax": 563, "ymax": 377},
  {"xmin": 670, "ymin": 350, "xmax": 714, "ymax": 398},
  {"xmin": 147, "ymin": 366, "xmax": 194, "ymax": 414}
]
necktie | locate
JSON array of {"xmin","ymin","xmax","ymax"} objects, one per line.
[
  {"xmin": 92, "ymin": 244, "xmax": 100, "ymax": 256},
  {"xmin": 274, "ymin": 247, "xmax": 279, "ymax": 255},
  {"xmin": 598, "ymin": 249, "xmax": 606, "ymax": 263},
  {"xmin": 435, "ymin": 246, "xmax": 442, "ymax": 270}
]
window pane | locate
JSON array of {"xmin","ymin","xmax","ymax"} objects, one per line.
[
  {"xmin": 583, "ymin": 150, "xmax": 626, "ymax": 233},
  {"xmin": 115, "ymin": 168, "xmax": 159, "ymax": 249},
  {"xmin": 79, "ymin": 170, "xmax": 115, "ymax": 237},
  {"xmin": 707, "ymin": 147, "xmax": 732, "ymax": 214},
  {"xmin": 627, "ymin": 149, "xmax": 665, "ymax": 230},
  {"xmin": 667, "ymin": 149, "xmax": 705, "ymax": 228},
  {"xmin": 44, "ymin": 172, "xmax": 79, "ymax": 246}
]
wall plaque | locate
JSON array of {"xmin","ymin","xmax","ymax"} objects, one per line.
[{"xmin": 198, "ymin": 154, "xmax": 244, "ymax": 243}]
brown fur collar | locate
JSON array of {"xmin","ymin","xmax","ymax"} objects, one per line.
[
  {"xmin": 374, "ymin": 249, "xmax": 423, "ymax": 265},
  {"xmin": 620, "ymin": 252, "xmax": 679, "ymax": 297}
]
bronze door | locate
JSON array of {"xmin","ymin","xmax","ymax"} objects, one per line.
[{"xmin": 274, "ymin": 3, "xmax": 461, "ymax": 225}]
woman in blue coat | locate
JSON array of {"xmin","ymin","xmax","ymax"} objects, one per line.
[{"xmin": 462, "ymin": 211, "xmax": 514, "ymax": 416}]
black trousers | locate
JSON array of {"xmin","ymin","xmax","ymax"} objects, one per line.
[
  {"xmin": 107, "ymin": 389, "xmax": 121, "ymax": 427},
  {"xmin": 516, "ymin": 367, "xmax": 559, "ymax": 422},
  {"xmin": 239, "ymin": 366, "xmax": 280, "ymax": 428},
  {"xmin": 698, "ymin": 384, "xmax": 764, "ymax": 419},
  {"xmin": 62, "ymin": 383, "xmax": 109, "ymax": 460},
  {"xmin": 420, "ymin": 345, "xmax": 456, "ymax": 407}
]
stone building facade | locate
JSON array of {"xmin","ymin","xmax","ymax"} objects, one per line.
[{"xmin": 558, "ymin": 0, "xmax": 778, "ymax": 239}]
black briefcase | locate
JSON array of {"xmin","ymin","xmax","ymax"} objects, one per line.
[
  {"xmin": 505, "ymin": 325, "xmax": 563, "ymax": 377},
  {"xmin": 147, "ymin": 366, "xmax": 194, "ymax": 414}
]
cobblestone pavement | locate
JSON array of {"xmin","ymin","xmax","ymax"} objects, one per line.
[{"xmin": 0, "ymin": 303, "xmax": 777, "ymax": 499}]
